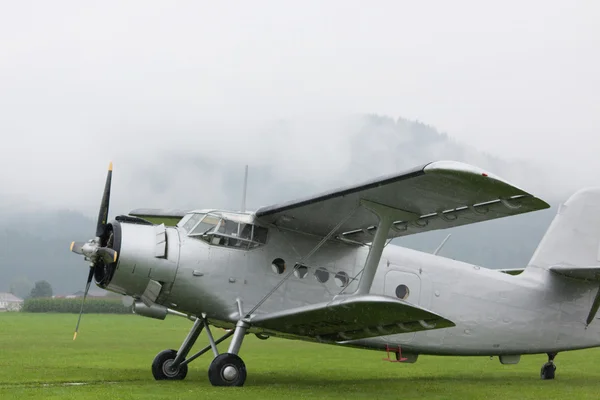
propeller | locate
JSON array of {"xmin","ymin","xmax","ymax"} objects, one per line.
[{"xmin": 69, "ymin": 162, "xmax": 118, "ymax": 340}]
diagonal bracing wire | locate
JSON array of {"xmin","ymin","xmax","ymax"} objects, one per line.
[{"xmin": 246, "ymin": 205, "xmax": 360, "ymax": 317}]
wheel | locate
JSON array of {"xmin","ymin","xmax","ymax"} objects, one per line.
[
  {"xmin": 152, "ymin": 349, "xmax": 188, "ymax": 380},
  {"xmin": 540, "ymin": 362, "xmax": 556, "ymax": 380},
  {"xmin": 255, "ymin": 333, "xmax": 269, "ymax": 340},
  {"xmin": 208, "ymin": 353, "xmax": 247, "ymax": 386}
]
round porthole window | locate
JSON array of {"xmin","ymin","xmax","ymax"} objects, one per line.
[
  {"xmin": 334, "ymin": 271, "xmax": 350, "ymax": 287},
  {"xmin": 395, "ymin": 284, "xmax": 410, "ymax": 300},
  {"xmin": 294, "ymin": 264, "xmax": 308, "ymax": 279},
  {"xmin": 271, "ymin": 258, "xmax": 285, "ymax": 274},
  {"xmin": 314, "ymin": 267, "xmax": 330, "ymax": 283}
]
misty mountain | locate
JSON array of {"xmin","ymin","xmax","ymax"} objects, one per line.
[{"xmin": 0, "ymin": 114, "xmax": 562, "ymax": 295}]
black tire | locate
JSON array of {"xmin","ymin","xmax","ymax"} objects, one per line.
[
  {"xmin": 152, "ymin": 349, "xmax": 188, "ymax": 380},
  {"xmin": 540, "ymin": 363, "xmax": 556, "ymax": 380},
  {"xmin": 255, "ymin": 333, "xmax": 269, "ymax": 340},
  {"xmin": 208, "ymin": 353, "xmax": 247, "ymax": 386}
]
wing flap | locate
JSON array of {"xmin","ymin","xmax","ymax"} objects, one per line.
[
  {"xmin": 342, "ymin": 196, "xmax": 546, "ymax": 243},
  {"xmin": 255, "ymin": 161, "xmax": 550, "ymax": 242},
  {"xmin": 249, "ymin": 294, "xmax": 455, "ymax": 342}
]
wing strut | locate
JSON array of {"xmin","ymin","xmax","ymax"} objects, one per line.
[
  {"xmin": 342, "ymin": 199, "xmax": 420, "ymax": 297},
  {"xmin": 433, "ymin": 234, "xmax": 452, "ymax": 256}
]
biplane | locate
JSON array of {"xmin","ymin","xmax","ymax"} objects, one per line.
[{"xmin": 70, "ymin": 160, "xmax": 600, "ymax": 385}]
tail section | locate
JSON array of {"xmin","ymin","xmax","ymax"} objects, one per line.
[{"xmin": 528, "ymin": 187, "xmax": 600, "ymax": 270}]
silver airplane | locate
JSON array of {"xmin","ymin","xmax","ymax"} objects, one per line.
[{"xmin": 70, "ymin": 160, "xmax": 600, "ymax": 386}]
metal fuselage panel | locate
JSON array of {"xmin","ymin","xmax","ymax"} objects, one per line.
[
  {"xmin": 105, "ymin": 223, "xmax": 180, "ymax": 301},
  {"xmin": 171, "ymin": 225, "xmax": 600, "ymax": 355},
  {"xmin": 166, "ymin": 227, "xmax": 365, "ymax": 324},
  {"xmin": 358, "ymin": 245, "xmax": 600, "ymax": 356},
  {"xmin": 106, "ymin": 222, "xmax": 600, "ymax": 356}
]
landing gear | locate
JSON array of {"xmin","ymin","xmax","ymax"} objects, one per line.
[
  {"xmin": 207, "ymin": 320, "xmax": 250, "ymax": 386},
  {"xmin": 152, "ymin": 349, "xmax": 188, "ymax": 380},
  {"xmin": 151, "ymin": 315, "xmax": 249, "ymax": 386},
  {"xmin": 540, "ymin": 353, "xmax": 557, "ymax": 380},
  {"xmin": 208, "ymin": 353, "xmax": 247, "ymax": 386}
]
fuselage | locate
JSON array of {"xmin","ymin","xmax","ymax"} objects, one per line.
[
  {"xmin": 361, "ymin": 245, "xmax": 600, "ymax": 356},
  {"xmin": 103, "ymin": 217, "xmax": 600, "ymax": 358}
]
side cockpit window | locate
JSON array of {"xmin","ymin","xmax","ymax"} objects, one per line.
[
  {"xmin": 185, "ymin": 213, "xmax": 268, "ymax": 250},
  {"xmin": 253, "ymin": 226, "xmax": 268, "ymax": 244}
]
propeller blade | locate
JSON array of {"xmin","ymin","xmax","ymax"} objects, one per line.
[
  {"xmin": 96, "ymin": 162, "xmax": 113, "ymax": 238},
  {"xmin": 73, "ymin": 267, "xmax": 95, "ymax": 340},
  {"xmin": 70, "ymin": 241, "xmax": 86, "ymax": 255},
  {"xmin": 97, "ymin": 247, "xmax": 118, "ymax": 265}
]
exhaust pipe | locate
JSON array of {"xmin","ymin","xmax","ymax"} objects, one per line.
[{"xmin": 133, "ymin": 300, "xmax": 196, "ymax": 321}]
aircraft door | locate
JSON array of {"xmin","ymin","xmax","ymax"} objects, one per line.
[
  {"xmin": 383, "ymin": 268, "xmax": 422, "ymax": 343},
  {"xmin": 384, "ymin": 268, "xmax": 421, "ymax": 306}
]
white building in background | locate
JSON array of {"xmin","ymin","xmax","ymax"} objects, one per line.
[{"xmin": 0, "ymin": 292, "xmax": 24, "ymax": 311}]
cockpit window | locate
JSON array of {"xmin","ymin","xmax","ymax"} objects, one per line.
[
  {"xmin": 189, "ymin": 215, "xmax": 220, "ymax": 236},
  {"xmin": 238, "ymin": 223, "xmax": 253, "ymax": 240},
  {"xmin": 253, "ymin": 226, "xmax": 268, "ymax": 244},
  {"xmin": 180, "ymin": 213, "xmax": 204, "ymax": 233},
  {"xmin": 185, "ymin": 214, "xmax": 268, "ymax": 250},
  {"xmin": 216, "ymin": 219, "xmax": 238, "ymax": 236}
]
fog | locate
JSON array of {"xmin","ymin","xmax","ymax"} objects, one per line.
[{"xmin": 1, "ymin": 1, "xmax": 599, "ymax": 219}]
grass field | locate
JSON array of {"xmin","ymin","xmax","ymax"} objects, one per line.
[{"xmin": 2, "ymin": 313, "xmax": 600, "ymax": 399}]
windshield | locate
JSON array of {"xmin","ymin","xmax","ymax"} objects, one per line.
[
  {"xmin": 189, "ymin": 214, "xmax": 220, "ymax": 236},
  {"xmin": 180, "ymin": 213, "xmax": 204, "ymax": 233},
  {"xmin": 186, "ymin": 214, "xmax": 269, "ymax": 249}
]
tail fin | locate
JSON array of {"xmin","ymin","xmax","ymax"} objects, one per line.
[{"xmin": 528, "ymin": 187, "xmax": 600, "ymax": 269}]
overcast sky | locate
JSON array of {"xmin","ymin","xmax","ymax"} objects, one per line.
[{"xmin": 1, "ymin": 1, "xmax": 598, "ymax": 217}]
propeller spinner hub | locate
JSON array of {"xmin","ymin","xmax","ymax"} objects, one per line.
[{"xmin": 71, "ymin": 238, "xmax": 118, "ymax": 265}]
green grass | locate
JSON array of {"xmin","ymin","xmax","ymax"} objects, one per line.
[{"xmin": 1, "ymin": 313, "xmax": 600, "ymax": 399}]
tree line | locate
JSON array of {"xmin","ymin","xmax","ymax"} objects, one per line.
[{"xmin": 9, "ymin": 278, "xmax": 53, "ymax": 299}]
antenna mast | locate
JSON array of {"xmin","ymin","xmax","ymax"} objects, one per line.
[{"xmin": 241, "ymin": 165, "xmax": 248, "ymax": 212}]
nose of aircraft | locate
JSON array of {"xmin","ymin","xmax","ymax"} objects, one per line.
[
  {"xmin": 69, "ymin": 162, "xmax": 120, "ymax": 339},
  {"xmin": 68, "ymin": 162, "xmax": 180, "ymax": 339}
]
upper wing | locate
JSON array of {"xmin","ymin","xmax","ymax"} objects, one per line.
[
  {"xmin": 255, "ymin": 161, "xmax": 550, "ymax": 243},
  {"xmin": 128, "ymin": 208, "xmax": 190, "ymax": 226},
  {"xmin": 249, "ymin": 294, "xmax": 455, "ymax": 342}
]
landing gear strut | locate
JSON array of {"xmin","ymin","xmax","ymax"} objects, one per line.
[
  {"xmin": 207, "ymin": 320, "xmax": 249, "ymax": 386},
  {"xmin": 540, "ymin": 352, "xmax": 557, "ymax": 380},
  {"xmin": 151, "ymin": 315, "xmax": 249, "ymax": 386}
]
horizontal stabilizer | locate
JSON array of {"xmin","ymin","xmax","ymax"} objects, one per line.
[
  {"xmin": 549, "ymin": 265, "xmax": 600, "ymax": 282},
  {"xmin": 249, "ymin": 295, "xmax": 455, "ymax": 342}
]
